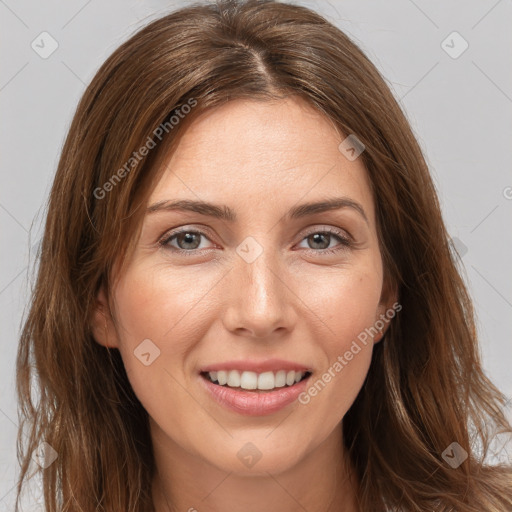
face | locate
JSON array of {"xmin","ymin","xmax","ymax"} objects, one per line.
[{"xmin": 92, "ymin": 97, "xmax": 395, "ymax": 476}]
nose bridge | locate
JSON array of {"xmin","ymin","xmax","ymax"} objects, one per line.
[
  {"xmin": 223, "ymin": 234, "xmax": 294, "ymax": 336},
  {"xmin": 241, "ymin": 238, "xmax": 281, "ymax": 299}
]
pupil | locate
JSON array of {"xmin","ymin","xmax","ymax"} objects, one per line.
[
  {"xmin": 310, "ymin": 233, "xmax": 329, "ymax": 249},
  {"xmin": 179, "ymin": 233, "xmax": 200, "ymax": 249}
]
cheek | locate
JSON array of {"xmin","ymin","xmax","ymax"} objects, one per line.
[
  {"xmin": 109, "ymin": 266, "xmax": 203, "ymax": 397},
  {"xmin": 297, "ymin": 334, "xmax": 375, "ymax": 440},
  {"xmin": 112, "ymin": 263, "xmax": 218, "ymax": 348},
  {"xmin": 300, "ymin": 339, "xmax": 373, "ymax": 438},
  {"xmin": 296, "ymin": 264, "xmax": 381, "ymax": 423},
  {"xmin": 109, "ymin": 261, "xmax": 232, "ymax": 413},
  {"xmin": 303, "ymin": 261, "xmax": 383, "ymax": 350}
]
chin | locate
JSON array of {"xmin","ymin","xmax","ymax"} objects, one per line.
[{"xmin": 202, "ymin": 434, "xmax": 309, "ymax": 476}]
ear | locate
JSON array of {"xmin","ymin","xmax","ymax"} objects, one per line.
[
  {"xmin": 374, "ymin": 275, "xmax": 400, "ymax": 344},
  {"xmin": 90, "ymin": 286, "xmax": 119, "ymax": 349}
]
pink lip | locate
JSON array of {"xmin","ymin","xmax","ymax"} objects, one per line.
[
  {"xmin": 199, "ymin": 373, "xmax": 311, "ymax": 416},
  {"xmin": 200, "ymin": 358, "xmax": 312, "ymax": 374}
]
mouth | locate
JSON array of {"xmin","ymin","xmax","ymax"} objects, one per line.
[
  {"xmin": 199, "ymin": 368, "xmax": 313, "ymax": 416},
  {"xmin": 200, "ymin": 369, "xmax": 312, "ymax": 392}
]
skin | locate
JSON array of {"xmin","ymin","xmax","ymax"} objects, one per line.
[{"xmin": 92, "ymin": 96, "xmax": 396, "ymax": 512}]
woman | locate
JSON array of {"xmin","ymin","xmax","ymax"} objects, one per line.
[{"xmin": 15, "ymin": 0, "xmax": 512, "ymax": 511}]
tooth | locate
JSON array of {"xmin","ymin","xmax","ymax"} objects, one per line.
[
  {"xmin": 286, "ymin": 370, "xmax": 296, "ymax": 386},
  {"xmin": 257, "ymin": 371, "xmax": 275, "ymax": 390},
  {"xmin": 210, "ymin": 369, "xmax": 308, "ymax": 389},
  {"xmin": 217, "ymin": 370, "xmax": 228, "ymax": 385},
  {"xmin": 227, "ymin": 370, "xmax": 241, "ymax": 387},
  {"xmin": 274, "ymin": 370, "xmax": 286, "ymax": 387},
  {"xmin": 240, "ymin": 371, "xmax": 258, "ymax": 390}
]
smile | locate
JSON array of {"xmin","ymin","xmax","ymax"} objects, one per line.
[
  {"xmin": 199, "ymin": 369, "xmax": 313, "ymax": 416},
  {"xmin": 202, "ymin": 369, "xmax": 311, "ymax": 391}
]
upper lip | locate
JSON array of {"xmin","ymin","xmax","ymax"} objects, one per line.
[{"xmin": 200, "ymin": 358, "xmax": 312, "ymax": 374}]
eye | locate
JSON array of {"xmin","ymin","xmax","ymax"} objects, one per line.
[
  {"xmin": 159, "ymin": 229, "xmax": 214, "ymax": 254},
  {"xmin": 158, "ymin": 226, "xmax": 353, "ymax": 257},
  {"xmin": 297, "ymin": 227, "xmax": 352, "ymax": 255}
]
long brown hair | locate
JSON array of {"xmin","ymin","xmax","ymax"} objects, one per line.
[{"xmin": 15, "ymin": 1, "xmax": 512, "ymax": 510}]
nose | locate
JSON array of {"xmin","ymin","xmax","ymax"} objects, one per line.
[{"xmin": 221, "ymin": 244, "xmax": 297, "ymax": 339}]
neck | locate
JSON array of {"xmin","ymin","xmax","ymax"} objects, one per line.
[{"xmin": 151, "ymin": 420, "xmax": 359, "ymax": 512}]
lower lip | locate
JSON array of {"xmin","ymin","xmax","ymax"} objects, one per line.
[{"xmin": 199, "ymin": 374, "xmax": 311, "ymax": 416}]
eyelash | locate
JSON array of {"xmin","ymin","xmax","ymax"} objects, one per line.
[{"xmin": 157, "ymin": 227, "xmax": 353, "ymax": 257}]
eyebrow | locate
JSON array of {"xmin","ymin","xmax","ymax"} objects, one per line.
[{"xmin": 146, "ymin": 197, "xmax": 369, "ymax": 225}]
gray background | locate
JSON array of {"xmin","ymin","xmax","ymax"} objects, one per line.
[{"xmin": 1, "ymin": 0, "xmax": 511, "ymax": 508}]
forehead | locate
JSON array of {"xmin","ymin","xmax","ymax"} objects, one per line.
[{"xmin": 148, "ymin": 97, "xmax": 375, "ymax": 223}]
